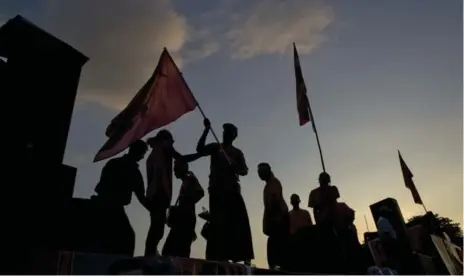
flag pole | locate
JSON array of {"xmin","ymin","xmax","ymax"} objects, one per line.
[
  {"xmin": 180, "ymin": 72, "xmax": 231, "ymax": 164},
  {"xmin": 307, "ymin": 97, "xmax": 326, "ymax": 173},
  {"xmin": 167, "ymin": 49, "xmax": 231, "ymax": 164},
  {"xmin": 421, "ymin": 203, "xmax": 428, "ymax": 214},
  {"xmin": 293, "ymin": 42, "xmax": 326, "ymax": 173},
  {"xmin": 364, "ymin": 214, "xmax": 370, "ymax": 232}
]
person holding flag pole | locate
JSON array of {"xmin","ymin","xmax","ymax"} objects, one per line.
[
  {"xmin": 294, "ymin": 43, "xmax": 352, "ymax": 271},
  {"xmin": 92, "ymin": 48, "xmax": 232, "ymax": 256},
  {"xmin": 196, "ymin": 118, "xmax": 254, "ymax": 264}
]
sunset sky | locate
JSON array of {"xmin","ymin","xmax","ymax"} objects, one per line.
[{"xmin": 3, "ymin": 0, "xmax": 462, "ymax": 268}]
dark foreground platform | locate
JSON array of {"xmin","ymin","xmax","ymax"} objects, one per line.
[{"xmin": 18, "ymin": 249, "xmax": 290, "ymax": 275}]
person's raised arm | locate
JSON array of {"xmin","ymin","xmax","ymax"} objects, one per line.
[
  {"xmin": 172, "ymin": 146, "xmax": 205, "ymax": 163},
  {"xmin": 196, "ymin": 118, "xmax": 212, "ymax": 155}
]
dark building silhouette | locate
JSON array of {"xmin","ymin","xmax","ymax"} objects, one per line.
[
  {"xmin": 0, "ymin": 16, "xmax": 87, "ymax": 167},
  {"xmin": 0, "ymin": 15, "xmax": 133, "ymax": 274},
  {"xmin": 0, "ymin": 14, "xmax": 88, "ymax": 273}
]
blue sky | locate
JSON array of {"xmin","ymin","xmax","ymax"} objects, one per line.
[{"xmin": 3, "ymin": 0, "xmax": 462, "ymax": 268}]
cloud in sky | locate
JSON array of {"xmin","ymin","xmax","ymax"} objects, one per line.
[
  {"xmin": 36, "ymin": 0, "xmax": 193, "ymax": 109},
  {"xmin": 195, "ymin": 0, "xmax": 334, "ymax": 59},
  {"xmin": 225, "ymin": 0, "xmax": 334, "ymax": 59},
  {"xmin": 1, "ymin": 0, "xmax": 334, "ymax": 109}
]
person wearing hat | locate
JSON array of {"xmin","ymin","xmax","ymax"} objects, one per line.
[
  {"xmin": 144, "ymin": 129, "xmax": 203, "ymax": 256},
  {"xmin": 196, "ymin": 118, "xmax": 254, "ymax": 264}
]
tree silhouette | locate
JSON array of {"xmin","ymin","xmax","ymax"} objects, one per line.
[{"xmin": 408, "ymin": 213, "xmax": 463, "ymax": 247}]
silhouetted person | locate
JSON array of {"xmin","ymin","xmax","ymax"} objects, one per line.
[
  {"xmin": 308, "ymin": 172, "xmax": 340, "ymax": 227},
  {"xmin": 289, "ymin": 194, "xmax": 313, "ymax": 236},
  {"xmin": 93, "ymin": 140, "xmax": 148, "ymax": 209},
  {"xmin": 197, "ymin": 118, "xmax": 254, "ymax": 264},
  {"xmin": 333, "ymin": 202, "xmax": 363, "ymax": 273},
  {"xmin": 307, "ymin": 172, "xmax": 347, "ymax": 273},
  {"xmin": 258, "ymin": 163, "xmax": 290, "ymax": 269},
  {"xmin": 162, "ymin": 160, "xmax": 204, "ymax": 258},
  {"xmin": 286, "ymin": 194, "xmax": 314, "ymax": 272},
  {"xmin": 144, "ymin": 130, "xmax": 202, "ymax": 256},
  {"xmin": 92, "ymin": 140, "xmax": 149, "ymax": 255}
]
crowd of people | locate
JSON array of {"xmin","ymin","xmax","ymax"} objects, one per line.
[{"xmin": 91, "ymin": 118, "xmax": 362, "ymax": 272}]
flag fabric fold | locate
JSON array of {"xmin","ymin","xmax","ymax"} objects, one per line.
[
  {"xmin": 293, "ymin": 43, "xmax": 315, "ymax": 130},
  {"xmin": 398, "ymin": 150, "xmax": 423, "ymax": 205},
  {"xmin": 94, "ymin": 48, "xmax": 197, "ymax": 162}
]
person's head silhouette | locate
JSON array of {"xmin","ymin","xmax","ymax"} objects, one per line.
[
  {"xmin": 147, "ymin": 129, "xmax": 174, "ymax": 149},
  {"xmin": 290, "ymin": 193, "xmax": 301, "ymax": 208},
  {"xmin": 222, "ymin": 123, "xmax": 238, "ymax": 145},
  {"xmin": 128, "ymin": 140, "xmax": 148, "ymax": 162},
  {"xmin": 318, "ymin": 172, "xmax": 331, "ymax": 188},
  {"xmin": 257, "ymin": 162, "xmax": 272, "ymax": 181}
]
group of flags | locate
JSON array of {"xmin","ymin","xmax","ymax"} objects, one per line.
[
  {"xmin": 93, "ymin": 44, "xmax": 425, "ymax": 208},
  {"xmin": 294, "ymin": 43, "xmax": 424, "ymax": 208}
]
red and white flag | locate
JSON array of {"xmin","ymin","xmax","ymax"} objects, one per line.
[
  {"xmin": 94, "ymin": 48, "xmax": 197, "ymax": 162},
  {"xmin": 293, "ymin": 43, "xmax": 315, "ymax": 130}
]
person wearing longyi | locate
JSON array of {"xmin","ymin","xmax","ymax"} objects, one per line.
[{"xmin": 196, "ymin": 118, "xmax": 254, "ymax": 264}]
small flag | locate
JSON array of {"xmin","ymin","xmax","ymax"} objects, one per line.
[
  {"xmin": 94, "ymin": 48, "xmax": 197, "ymax": 162},
  {"xmin": 293, "ymin": 43, "xmax": 315, "ymax": 130},
  {"xmin": 398, "ymin": 150, "xmax": 423, "ymax": 205}
]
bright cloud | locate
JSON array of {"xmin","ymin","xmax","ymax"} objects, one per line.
[
  {"xmin": 37, "ymin": 0, "xmax": 193, "ymax": 107},
  {"xmin": 224, "ymin": 0, "xmax": 334, "ymax": 59}
]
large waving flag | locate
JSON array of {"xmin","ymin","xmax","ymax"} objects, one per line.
[
  {"xmin": 398, "ymin": 150, "xmax": 423, "ymax": 205},
  {"xmin": 293, "ymin": 43, "xmax": 313, "ymax": 128},
  {"xmin": 94, "ymin": 48, "xmax": 197, "ymax": 162}
]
